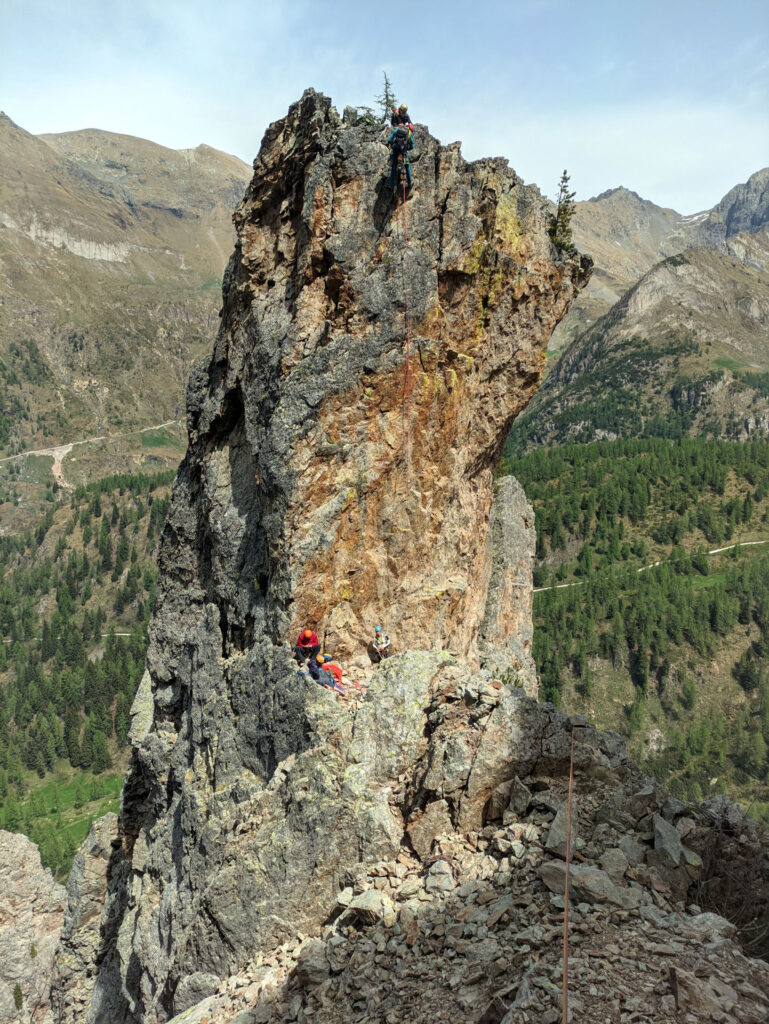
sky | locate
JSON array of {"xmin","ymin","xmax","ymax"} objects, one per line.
[{"xmin": 2, "ymin": 0, "xmax": 768, "ymax": 213}]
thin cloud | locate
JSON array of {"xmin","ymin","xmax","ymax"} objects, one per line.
[{"xmin": 1, "ymin": 0, "xmax": 767, "ymax": 211}]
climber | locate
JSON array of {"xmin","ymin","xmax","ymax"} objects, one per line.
[
  {"xmin": 372, "ymin": 625, "xmax": 391, "ymax": 662},
  {"xmin": 308, "ymin": 652, "xmax": 333, "ymax": 682},
  {"xmin": 387, "ymin": 122, "xmax": 414, "ymax": 195},
  {"xmin": 321, "ymin": 659, "xmax": 345, "ymax": 693},
  {"xmin": 295, "ymin": 628, "xmax": 320, "ymax": 664},
  {"xmin": 310, "ymin": 654, "xmax": 345, "ymax": 693},
  {"xmin": 390, "ymin": 103, "xmax": 412, "ymax": 127}
]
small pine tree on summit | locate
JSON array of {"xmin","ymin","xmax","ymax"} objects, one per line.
[
  {"xmin": 549, "ymin": 169, "xmax": 577, "ymax": 251},
  {"xmin": 375, "ymin": 72, "xmax": 397, "ymax": 123}
]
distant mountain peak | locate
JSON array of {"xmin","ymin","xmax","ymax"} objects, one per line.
[{"xmin": 587, "ymin": 186, "xmax": 646, "ymax": 204}]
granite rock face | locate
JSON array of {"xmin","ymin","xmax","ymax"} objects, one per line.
[
  {"xmin": 0, "ymin": 830, "xmax": 66, "ymax": 1024},
  {"xmin": 184, "ymin": 87, "xmax": 586, "ymax": 664},
  {"xmin": 52, "ymin": 90, "xmax": 590, "ymax": 1023}
]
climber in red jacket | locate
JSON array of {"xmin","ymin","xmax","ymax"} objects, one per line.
[{"xmin": 295, "ymin": 628, "xmax": 320, "ymax": 664}]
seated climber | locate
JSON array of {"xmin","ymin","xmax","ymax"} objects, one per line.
[
  {"xmin": 295, "ymin": 628, "xmax": 320, "ymax": 664},
  {"xmin": 387, "ymin": 122, "xmax": 414, "ymax": 195},
  {"xmin": 321, "ymin": 659, "xmax": 345, "ymax": 693},
  {"xmin": 308, "ymin": 652, "xmax": 333, "ymax": 682},
  {"xmin": 310, "ymin": 654, "xmax": 345, "ymax": 693},
  {"xmin": 390, "ymin": 102, "xmax": 412, "ymax": 127},
  {"xmin": 372, "ymin": 625, "xmax": 391, "ymax": 662}
]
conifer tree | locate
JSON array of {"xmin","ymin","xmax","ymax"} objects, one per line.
[
  {"xmin": 549, "ymin": 170, "xmax": 576, "ymax": 251},
  {"xmin": 375, "ymin": 72, "xmax": 397, "ymax": 123}
]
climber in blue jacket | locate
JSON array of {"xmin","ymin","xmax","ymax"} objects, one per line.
[
  {"xmin": 308, "ymin": 652, "xmax": 333, "ymax": 683},
  {"xmin": 387, "ymin": 122, "xmax": 414, "ymax": 192}
]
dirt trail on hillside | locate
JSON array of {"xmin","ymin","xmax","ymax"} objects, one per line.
[
  {"xmin": 0, "ymin": 419, "xmax": 180, "ymax": 487},
  {"xmin": 533, "ymin": 538, "xmax": 769, "ymax": 594}
]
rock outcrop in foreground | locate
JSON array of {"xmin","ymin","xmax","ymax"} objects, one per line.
[
  {"xmin": 47, "ymin": 91, "xmax": 768, "ymax": 1024},
  {"xmin": 0, "ymin": 831, "xmax": 65, "ymax": 1024},
  {"xmin": 161, "ymin": 703, "xmax": 769, "ymax": 1024}
]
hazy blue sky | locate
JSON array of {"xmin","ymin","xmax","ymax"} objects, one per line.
[{"xmin": 2, "ymin": 0, "xmax": 767, "ymax": 212}]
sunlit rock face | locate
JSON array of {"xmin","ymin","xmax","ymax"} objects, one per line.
[
  {"xmin": 215, "ymin": 90, "xmax": 589, "ymax": 663},
  {"xmin": 0, "ymin": 830, "xmax": 66, "ymax": 1024}
]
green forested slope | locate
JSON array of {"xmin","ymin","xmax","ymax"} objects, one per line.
[
  {"xmin": 502, "ymin": 438, "xmax": 769, "ymax": 821},
  {"xmin": 0, "ymin": 471, "xmax": 172, "ymax": 874}
]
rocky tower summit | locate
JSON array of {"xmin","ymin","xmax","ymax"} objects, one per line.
[
  {"xmin": 52, "ymin": 90, "xmax": 597, "ymax": 1022},
  {"xmin": 185, "ymin": 88, "xmax": 588, "ymax": 665}
]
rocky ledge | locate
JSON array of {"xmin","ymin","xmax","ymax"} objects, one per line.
[
  {"xmin": 54, "ymin": 655, "xmax": 769, "ymax": 1024},
  {"xmin": 158, "ymin": 666, "xmax": 768, "ymax": 1024}
]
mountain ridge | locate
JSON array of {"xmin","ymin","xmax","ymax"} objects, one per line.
[
  {"xmin": 0, "ymin": 112, "xmax": 251, "ymax": 476},
  {"xmin": 551, "ymin": 167, "xmax": 769, "ymax": 349},
  {"xmin": 509, "ymin": 232, "xmax": 769, "ymax": 452}
]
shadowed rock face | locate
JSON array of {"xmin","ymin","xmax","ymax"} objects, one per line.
[{"xmin": 52, "ymin": 91, "xmax": 590, "ymax": 1023}]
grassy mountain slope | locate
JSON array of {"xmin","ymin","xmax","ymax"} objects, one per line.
[
  {"xmin": 551, "ymin": 168, "xmax": 769, "ymax": 350},
  {"xmin": 510, "ymin": 233, "xmax": 769, "ymax": 453},
  {"xmin": 0, "ymin": 113, "xmax": 250, "ymax": 468}
]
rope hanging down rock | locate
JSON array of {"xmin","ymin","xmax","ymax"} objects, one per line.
[{"xmin": 401, "ymin": 171, "xmax": 413, "ymax": 574}]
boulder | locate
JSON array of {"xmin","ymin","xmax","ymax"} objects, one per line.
[
  {"xmin": 407, "ymin": 800, "xmax": 454, "ymax": 861},
  {"xmin": 652, "ymin": 813, "xmax": 684, "ymax": 866},
  {"xmin": 545, "ymin": 803, "xmax": 578, "ymax": 860},
  {"xmin": 618, "ymin": 835, "xmax": 646, "ymax": 867},
  {"xmin": 173, "ymin": 973, "xmax": 221, "ymax": 1016},
  {"xmin": 539, "ymin": 861, "xmax": 642, "ymax": 910},
  {"xmin": 506, "ymin": 777, "xmax": 532, "ymax": 819},
  {"xmin": 425, "ymin": 860, "xmax": 456, "ymax": 894},
  {"xmin": 599, "ymin": 848, "xmax": 629, "ymax": 885}
]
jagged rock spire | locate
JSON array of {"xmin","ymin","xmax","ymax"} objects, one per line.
[{"xmin": 52, "ymin": 91, "xmax": 591, "ymax": 1023}]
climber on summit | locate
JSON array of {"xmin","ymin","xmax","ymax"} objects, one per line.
[
  {"xmin": 295, "ymin": 628, "xmax": 320, "ymax": 664},
  {"xmin": 390, "ymin": 103, "xmax": 411, "ymax": 127},
  {"xmin": 387, "ymin": 120, "xmax": 414, "ymax": 195}
]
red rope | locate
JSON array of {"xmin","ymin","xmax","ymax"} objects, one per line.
[
  {"xmin": 402, "ymin": 173, "xmax": 412, "ymax": 472},
  {"xmin": 401, "ymin": 170, "xmax": 412, "ymax": 574},
  {"xmin": 562, "ymin": 729, "xmax": 575, "ymax": 1024}
]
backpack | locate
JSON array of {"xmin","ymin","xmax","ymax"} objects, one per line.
[{"xmin": 390, "ymin": 126, "xmax": 412, "ymax": 158}]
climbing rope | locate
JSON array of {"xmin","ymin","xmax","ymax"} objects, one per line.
[
  {"xmin": 562, "ymin": 728, "xmax": 575, "ymax": 1024},
  {"xmin": 401, "ymin": 168, "xmax": 413, "ymax": 484},
  {"xmin": 400, "ymin": 165, "xmax": 413, "ymax": 574}
]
